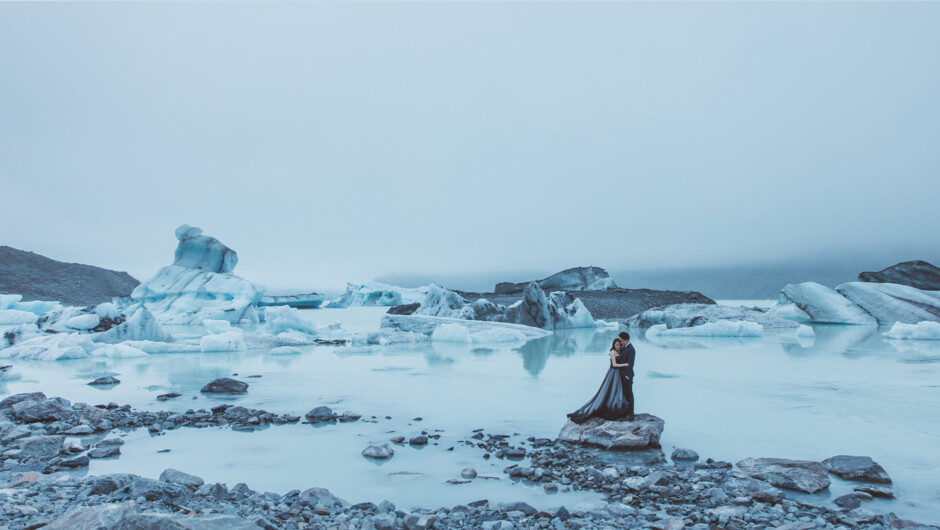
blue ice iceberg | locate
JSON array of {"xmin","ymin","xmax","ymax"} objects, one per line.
[{"xmin": 131, "ymin": 225, "xmax": 265, "ymax": 325}]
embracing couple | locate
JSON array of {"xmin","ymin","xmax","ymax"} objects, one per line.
[{"xmin": 567, "ymin": 331, "xmax": 636, "ymax": 424}]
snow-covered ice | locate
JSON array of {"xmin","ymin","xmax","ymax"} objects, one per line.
[
  {"xmin": 131, "ymin": 224, "xmax": 265, "ymax": 325},
  {"xmin": 883, "ymin": 321, "xmax": 940, "ymax": 340},
  {"xmin": 201, "ymin": 330, "xmax": 247, "ymax": 352},
  {"xmin": 431, "ymin": 323, "xmax": 473, "ymax": 343},
  {"xmin": 0, "ymin": 333, "xmax": 98, "ymax": 361},
  {"xmin": 646, "ymin": 320, "xmax": 764, "ymax": 337},
  {"xmin": 0, "ymin": 309, "xmax": 38, "ymax": 325},
  {"xmin": 64, "ymin": 313, "xmax": 100, "ymax": 330},
  {"xmin": 768, "ymin": 282, "xmax": 877, "ymax": 325}
]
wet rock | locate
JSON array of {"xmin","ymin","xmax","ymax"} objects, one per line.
[
  {"xmin": 404, "ymin": 514, "xmax": 436, "ymax": 530},
  {"xmin": 461, "ymin": 468, "xmax": 478, "ymax": 479},
  {"xmin": 64, "ymin": 424, "xmax": 95, "ymax": 435},
  {"xmin": 736, "ymin": 458, "xmax": 830, "ymax": 493},
  {"xmin": 10, "ymin": 397, "xmax": 76, "ymax": 423},
  {"xmin": 409, "ymin": 435, "xmax": 429, "ymax": 446},
  {"xmin": 391, "ymin": 436, "xmax": 406, "ymax": 444},
  {"xmin": 854, "ymin": 485, "xmax": 894, "ymax": 498},
  {"xmin": 159, "ymin": 468, "xmax": 206, "ymax": 488},
  {"xmin": 44, "ymin": 501, "xmax": 137, "ymax": 529},
  {"xmin": 16, "ymin": 435, "xmax": 65, "ymax": 460},
  {"xmin": 498, "ymin": 501, "xmax": 537, "ymax": 516},
  {"xmin": 127, "ymin": 477, "xmax": 192, "ymax": 504},
  {"xmin": 88, "ymin": 376, "xmax": 121, "ymax": 386},
  {"xmin": 156, "ymin": 392, "xmax": 182, "ymax": 401},
  {"xmin": 671, "ymin": 448, "xmax": 699, "ymax": 461},
  {"xmin": 305, "ymin": 406, "xmax": 337, "ymax": 423},
  {"xmin": 834, "ymin": 493, "xmax": 862, "ymax": 509},
  {"xmin": 822, "ymin": 455, "xmax": 892, "ymax": 484},
  {"xmin": 339, "ymin": 411, "xmax": 362, "ymax": 422},
  {"xmin": 89, "ymin": 474, "xmax": 138, "ymax": 495},
  {"xmin": 298, "ymin": 487, "xmax": 350, "ymax": 511},
  {"xmin": 88, "ymin": 445, "xmax": 121, "ymax": 458},
  {"xmin": 362, "ymin": 444, "xmax": 395, "ymax": 460},
  {"xmin": 58, "ymin": 454, "xmax": 90, "ymax": 468},
  {"xmin": 200, "ymin": 378, "xmax": 249, "ymax": 394},
  {"xmin": 558, "ymin": 414, "xmax": 664, "ymax": 449}
]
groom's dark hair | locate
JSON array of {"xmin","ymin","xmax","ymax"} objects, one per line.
[{"xmin": 619, "ymin": 332, "xmax": 630, "ymax": 341}]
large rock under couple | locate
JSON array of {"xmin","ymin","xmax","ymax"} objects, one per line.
[{"xmin": 558, "ymin": 414, "xmax": 665, "ymax": 450}]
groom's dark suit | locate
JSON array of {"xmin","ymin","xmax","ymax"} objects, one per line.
[{"xmin": 620, "ymin": 343, "xmax": 636, "ymax": 416}]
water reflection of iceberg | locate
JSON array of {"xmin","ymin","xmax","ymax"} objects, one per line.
[
  {"xmin": 514, "ymin": 328, "xmax": 615, "ymax": 376},
  {"xmin": 885, "ymin": 337, "xmax": 940, "ymax": 362},
  {"xmin": 780, "ymin": 325, "xmax": 882, "ymax": 358}
]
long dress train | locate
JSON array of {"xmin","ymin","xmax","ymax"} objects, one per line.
[{"xmin": 567, "ymin": 352, "xmax": 631, "ymax": 424}]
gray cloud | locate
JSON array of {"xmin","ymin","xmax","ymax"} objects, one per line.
[{"xmin": 1, "ymin": 2, "xmax": 938, "ymax": 292}]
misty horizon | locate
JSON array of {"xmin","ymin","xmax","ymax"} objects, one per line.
[{"xmin": 3, "ymin": 2, "xmax": 939, "ymax": 294}]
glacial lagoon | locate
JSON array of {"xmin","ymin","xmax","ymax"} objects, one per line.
[{"xmin": 2, "ymin": 304, "xmax": 939, "ymax": 523}]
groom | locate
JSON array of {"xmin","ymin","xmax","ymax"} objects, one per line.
[{"xmin": 618, "ymin": 331, "xmax": 636, "ymax": 420}]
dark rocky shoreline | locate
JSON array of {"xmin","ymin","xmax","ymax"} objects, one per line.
[{"xmin": 1, "ymin": 390, "xmax": 936, "ymax": 529}]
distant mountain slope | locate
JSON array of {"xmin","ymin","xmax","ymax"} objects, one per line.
[
  {"xmin": 858, "ymin": 260, "xmax": 940, "ymax": 290},
  {"xmin": 0, "ymin": 246, "xmax": 139, "ymax": 306}
]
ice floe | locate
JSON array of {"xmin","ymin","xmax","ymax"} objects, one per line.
[
  {"xmin": 327, "ymin": 282, "xmax": 426, "ymax": 308},
  {"xmin": 646, "ymin": 320, "xmax": 764, "ymax": 338},
  {"xmin": 381, "ymin": 314, "xmax": 552, "ymax": 342},
  {"xmin": 883, "ymin": 321, "xmax": 940, "ymax": 340},
  {"xmin": 627, "ymin": 303, "xmax": 798, "ymax": 329}
]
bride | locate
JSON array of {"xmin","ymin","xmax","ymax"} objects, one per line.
[{"xmin": 567, "ymin": 333, "xmax": 633, "ymax": 424}]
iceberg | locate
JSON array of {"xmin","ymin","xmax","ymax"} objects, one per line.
[
  {"xmin": 410, "ymin": 283, "xmax": 596, "ymax": 330},
  {"xmin": 92, "ymin": 343, "xmax": 149, "ymax": 358},
  {"xmin": 836, "ymin": 282, "xmax": 940, "ymax": 324},
  {"xmin": 93, "ymin": 306, "xmax": 173, "ymax": 344},
  {"xmin": 381, "ymin": 314, "xmax": 552, "ymax": 342},
  {"xmin": 883, "ymin": 321, "xmax": 940, "ymax": 340},
  {"xmin": 64, "ymin": 313, "xmax": 100, "ymax": 330},
  {"xmin": 261, "ymin": 306, "xmax": 318, "ymax": 336},
  {"xmin": 0, "ymin": 333, "xmax": 99, "ymax": 361},
  {"xmin": 200, "ymin": 330, "xmax": 247, "ymax": 352},
  {"xmin": 504, "ymin": 284, "xmax": 596, "ymax": 330},
  {"xmin": 431, "ymin": 323, "xmax": 473, "ymax": 343},
  {"xmin": 626, "ymin": 303, "xmax": 799, "ymax": 330},
  {"xmin": 0, "ymin": 309, "xmax": 38, "ymax": 325},
  {"xmin": 646, "ymin": 320, "xmax": 764, "ymax": 338},
  {"xmin": 259, "ymin": 293, "xmax": 325, "ymax": 309},
  {"xmin": 131, "ymin": 225, "xmax": 265, "ymax": 325},
  {"xmin": 768, "ymin": 282, "xmax": 876, "ymax": 325},
  {"xmin": 0, "ymin": 294, "xmax": 63, "ymax": 316},
  {"xmin": 495, "ymin": 266, "xmax": 617, "ymax": 294},
  {"xmin": 326, "ymin": 281, "xmax": 426, "ymax": 308}
]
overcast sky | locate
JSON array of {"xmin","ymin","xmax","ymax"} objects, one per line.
[{"xmin": 1, "ymin": 2, "xmax": 938, "ymax": 292}]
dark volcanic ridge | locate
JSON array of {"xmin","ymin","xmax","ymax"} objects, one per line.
[
  {"xmin": 858, "ymin": 260, "xmax": 940, "ymax": 291},
  {"xmin": 0, "ymin": 246, "xmax": 139, "ymax": 306}
]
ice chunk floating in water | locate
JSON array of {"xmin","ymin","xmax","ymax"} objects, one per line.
[
  {"xmin": 131, "ymin": 224, "xmax": 265, "ymax": 325},
  {"xmin": 646, "ymin": 320, "xmax": 764, "ymax": 337},
  {"xmin": 883, "ymin": 321, "xmax": 940, "ymax": 340},
  {"xmin": 327, "ymin": 281, "xmax": 427, "ymax": 308},
  {"xmin": 627, "ymin": 303, "xmax": 797, "ymax": 329}
]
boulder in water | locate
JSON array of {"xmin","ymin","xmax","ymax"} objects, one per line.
[{"xmin": 558, "ymin": 414, "xmax": 664, "ymax": 450}]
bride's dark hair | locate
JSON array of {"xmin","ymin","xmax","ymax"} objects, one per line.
[{"xmin": 610, "ymin": 338, "xmax": 622, "ymax": 351}]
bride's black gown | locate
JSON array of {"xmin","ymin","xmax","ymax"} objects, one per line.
[{"xmin": 567, "ymin": 349, "xmax": 631, "ymax": 424}]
